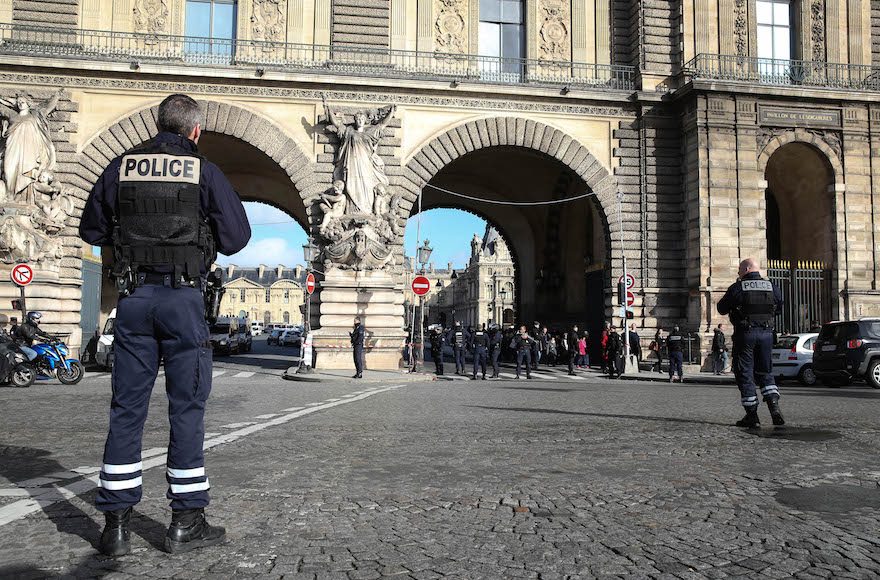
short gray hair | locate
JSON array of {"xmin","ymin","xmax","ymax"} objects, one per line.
[{"xmin": 157, "ymin": 94, "xmax": 203, "ymax": 137}]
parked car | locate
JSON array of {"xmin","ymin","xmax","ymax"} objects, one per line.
[
  {"xmin": 210, "ymin": 317, "xmax": 241, "ymax": 355},
  {"xmin": 95, "ymin": 308, "xmax": 116, "ymax": 370},
  {"xmin": 267, "ymin": 329, "xmax": 284, "ymax": 346},
  {"xmin": 250, "ymin": 321, "xmax": 264, "ymax": 336},
  {"xmin": 238, "ymin": 319, "xmax": 253, "ymax": 353},
  {"xmin": 771, "ymin": 333, "xmax": 818, "ymax": 385},
  {"xmin": 279, "ymin": 329, "xmax": 302, "ymax": 347},
  {"xmin": 813, "ymin": 319, "xmax": 880, "ymax": 388}
]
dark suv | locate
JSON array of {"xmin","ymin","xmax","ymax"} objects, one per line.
[{"xmin": 813, "ymin": 319, "xmax": 880, "ymax": 388}]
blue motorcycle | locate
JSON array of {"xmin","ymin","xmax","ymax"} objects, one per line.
[{"xmin": 31, "ymin": 339, "xmax": 85, "ymax": 385}]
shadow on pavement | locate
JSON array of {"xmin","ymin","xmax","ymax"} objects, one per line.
[
  {"xmin": 777, "ymin": 387, "xmax": 880, "ymax": 399},
  {"xmin": 466, "ymin": 405, "xmax": 732, "ymax": 427},
  {"xmin": 496, "ymin": 386, "xmax": 582, "ymax": 393}
]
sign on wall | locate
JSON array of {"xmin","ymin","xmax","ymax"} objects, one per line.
[{"xmin": 758, "ymin": 106, "xmax": 841, "ymax": 128}]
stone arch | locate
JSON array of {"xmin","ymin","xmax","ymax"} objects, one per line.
[
  {"xmin": 757, "ymin": 129, "xmax": 843, "ymax": 179},
  {"xmin": 69, "ymin": 100, "xmax": 317, "ymax": 217}
]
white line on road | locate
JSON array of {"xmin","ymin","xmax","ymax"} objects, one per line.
[
  {"xmin": 212, "ymin": 370, "xmax": 226, "ymax": 378},
  {"xmin": 219, "ymin": 422, "xmax": 257, "ymax": 429},
  {"xmin": 0, "ymin": 384, "xmax": 407, "ymax": 527},
  {"xmin": 232, "ymin": 371, "xmax": 255, "ymax": 378},
  {"xmin": 529, "ymin": 372, "xmax": 559, "ymax": 381}
]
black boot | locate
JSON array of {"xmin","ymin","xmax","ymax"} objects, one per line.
[
  {"xmin": 767, "ymin": 398, "xmax": 785, "ymax": 426},
  {"xmin": 164, "ymin": 508, "xmax": 226, "ymax": 554},
  {"xmin": 735, "ymin": 406, "xmax": 761, "ymax": 428},
  {"xmin": 100, "ymin": 507, "xmax": 132, "ymax": 556}
]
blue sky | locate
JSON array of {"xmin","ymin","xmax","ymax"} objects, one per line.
[{"xmin": 217, "ymin": 203, "xmax": 487, "ymax": 269}]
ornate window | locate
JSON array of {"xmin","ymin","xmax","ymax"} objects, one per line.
[
  {"xmin": 479, "ymin": 0, "xmax": 525, "ymax": 79},
  {"xmin": 185, "ymin": 0, "xmax": 237, "ymax": 55},
  {"xmin": 756, "ymin": 0, "xmax": 792, "ymax": 61}
]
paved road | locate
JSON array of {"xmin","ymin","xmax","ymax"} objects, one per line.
[{"xmin": 1, "ymin": 337, "xmax": 879, "ymax": 579}]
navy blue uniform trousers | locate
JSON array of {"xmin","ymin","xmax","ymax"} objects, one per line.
[
  {"xmin": 353, "ymin": 345, "xmax": 364, "ymax": 374},
  {"xmin": 96, "ymin": 283, "xmax": 211, "ymax": 512},
  {"xmin": 472, "ymin": 346, "xmax": 487, "ymax": 378},
  {"xmin": 516, "ymin": 349, "xmax": 532, "ymax": 378},
  {"xmin": 490, "ymin": 346, "xmax": 501, "ymax": 376},
  {"xmin": 454, "ymin": 346, "xmax": 466, "ymax": 374},
  {"xmin": 732, "ymin": 328, "xmax": 779, "ymax": 408}
]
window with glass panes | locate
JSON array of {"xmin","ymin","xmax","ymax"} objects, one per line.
[
  {"xmin": 240, "ymin": 288, "xmax": 246, "ymax": 302},
  {"xmin": 479, "ymin": 0, "xmax": 524, "ymax": 75},
  {"xmin": 185, "ymin": 0, "xmax": 237, "ymax": 54},
  {"xmin": 756, "ymin": 0, "xmax": 792, "ymax": 61},
  {"xmin": 265, "ymin": 289, "xmax": 271, "ymax": 303},
  {"xmin": 283, "ymin": 289, "xmax": 290, "ymax": 304}
]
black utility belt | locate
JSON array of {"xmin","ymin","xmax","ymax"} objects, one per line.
[{"xmin": 140, "ymin": 272, "xmax": 202, "ymax": 288}]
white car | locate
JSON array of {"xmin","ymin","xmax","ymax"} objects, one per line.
[
  {"xmin": 95, "ymin": 308, "xmax": 116, "ymax": 369},
  {"xmin": 279, "ymin": 329, "xmax": 302, "ymax": 347},
  {"xmin": 772, "ymin": 333, "xmax": 819, "ymax": 385},
  {"xmin": 250, "ymin": 321, "xmax": 263, "ymax": 336}
]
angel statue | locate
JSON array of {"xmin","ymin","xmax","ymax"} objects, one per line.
[
  {"xmin": 321, "ymin": 94, "xmax": 396, "ymax": 216},
  {"xmin": 0, "ymin": 88, "xmax": 64, "ymax": 203}
]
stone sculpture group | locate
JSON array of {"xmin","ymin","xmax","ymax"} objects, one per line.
[
  {"xmin": 0, "ymin": 88, "xmax": 73, "ymax": 269},
  {"xmin": 316, "ymin": 95, "xmax": 403, "ymax": 271}
]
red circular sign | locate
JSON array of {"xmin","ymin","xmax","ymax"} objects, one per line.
[
  {"xmin": 306, "ymin": 272, "xmax": 315, "ymax": 295},
  {"xmin": 618, "ymin": 273, "xmax": 635, "ymax": 290},
  {"xmin": 411, "ymin": 275, "xmax": 431, "ymax": 296},
  {"xmin": 626, "ymin": 290, "xmax": 635, "ymax": 307},
  {"xmin": 11, "ymin": 263, "xmax": 33, "ymax": 286}
]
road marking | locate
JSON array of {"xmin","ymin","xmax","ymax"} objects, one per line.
[
  {"xmin": 530, "ymin": 372, "xmax": 558, "ymax": 381},
  {"xmin": 219, "ymin": 422, "xmax": 257, "ymax": 429},
  {"xmin": 0, "ymin": 384, "xmax": 407, "ymax": 527},
  {"xmin": 232, "ymin": 371, "xmax": 255, "ymax": 378},
  {"xmin": 499, "ymin": 373, "xmax": 518, "ymax": 379},
  {"xmin": 280, "ymin": 406, "xmax": 303, "ymax": 412},
  {"xmin": 212, "ymin": 370, "xmax": 226, "ymax": 378},
  {"xmin": 254, "ymin": 414, "xmax": 280, "ymax": 419}
]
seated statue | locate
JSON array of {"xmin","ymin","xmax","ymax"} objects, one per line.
[{"xmin": 319, "ymin": 180, "xmax": 347, "ymax": 239}]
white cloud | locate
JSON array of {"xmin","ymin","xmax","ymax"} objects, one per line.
[
  {"xmin": 217, "ymin": 237, "xmax": 303, "ymax": 268},
  {"xmin": 244, "ymin": 202, "xmax": 295, "ymax": 226}
]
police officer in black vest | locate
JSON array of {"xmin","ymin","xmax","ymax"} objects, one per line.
[
  {"xmin": 351, "ymin": 316, "xmax": 365, "ymax": 378},
  {"xmin": 488, "ymin": 324, "xmax": 502, "ymax": 378},
  {"xmin": 79, "ymin": 94, "xmax": 251, "ymax": 556},
  {"xmin": 430, "ymin": 326, "xmax": 445, "ymax": 376},
  {"xmin": 514, "ymin": 325, "xmax": 535, "ymax": 379},
  {"xmin": 718, "ymin": 258, "xmax": 784, "ymax": 427},
  {"xmin": 447, "ymin": 321, "xmax": 469, "ymax": 375},
  {"xmin": 470, "ymin": 323, "xmax": 489, "ymax": 380},
  {"xmin": 666, "ymin": 326, "xmax": 684, "ymax": 383}
]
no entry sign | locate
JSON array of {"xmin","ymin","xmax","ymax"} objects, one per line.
[
  {"xmin": 626, "ymin": 290, "xmax": 635, "ymax": 307},
  {"xmin": 306, "ymin": 272, "xmax": 316, "ymax": 295},
  {"xmin": 411, "ymin": 276, "xmax": 431, "ymax": 296},
  {"xmin": 11, "ymin": 263, "xmax": 33, "ymax": 286}
]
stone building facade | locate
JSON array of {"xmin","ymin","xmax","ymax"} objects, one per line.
[
  {"xmin": 0, "ymin": 0, "xmax": 879, "ymax": 364},
  {"xmin": 217, "ymin": 264, "xmax": 307, "ymax": 325}
]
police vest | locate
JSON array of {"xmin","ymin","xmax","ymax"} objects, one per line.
[
  {"xmin": 473, "ymin": 331, "xmax": 488, "ymax": 348},
  {"xmin": 454, "ymin": 331, "xmax": 465, "ymax": 347},
  {"xmin": 114, "ymin": 144, "xmax": 213, "ymax": 282},
  {"xmin": 738, "ymin": 278, "xmax": 776, "ymax": 326},
  {"xmin": 667, "ymin": 334, "xmax": 683, "ymax": 352}
]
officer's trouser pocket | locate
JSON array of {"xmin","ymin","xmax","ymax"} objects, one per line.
[{"xmin": 195, "ymin": 345, "xmax": 212, "ymax": 400}]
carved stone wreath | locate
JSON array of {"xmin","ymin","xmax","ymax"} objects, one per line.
[
  {"xmin": 435, "ymin": 0, "xmax": 467, "ymax": 54},
  {"xmin": 538, "ymin": 0, "xmax": 570, "ymax": 62},
  {"xmin": 251, "ymin": 0, "xmax": 286, "ymax": 44},
  {"xmin": 133, "ymin": 0, "xmax": 170, "ymax": 35}
]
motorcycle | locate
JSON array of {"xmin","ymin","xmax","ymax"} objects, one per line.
[
  {"xmin": 30, "ymin": 339, "xmax": 85, "ymax": 385},
  {"xmin": 0, "ymin": 342, "xmax": 36, "ymax": 388}
]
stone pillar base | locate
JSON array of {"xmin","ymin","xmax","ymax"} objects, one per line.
[{"xmin": 312, "ymin": 329, "xmax": 407, "ymax": 370}]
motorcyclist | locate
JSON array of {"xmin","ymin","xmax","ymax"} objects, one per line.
[{"xmin": 13, "ymin": 311, "xmax": 53, "ymax": 361}]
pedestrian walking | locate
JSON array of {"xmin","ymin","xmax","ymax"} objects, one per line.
[
  {"xmin": 430, "ymin": 326, "xmax": 445, "ymax": 376},
  {"xmin": 529, "ymin": 321, "xmax": 542, "ymax": 370},
  {"xmin": 489, "ymin": 324, "xmax": 502, "ymax": 378},
  {"xmin": 600, "ymin": 323, "xmax": 610, "ymax": 373},
  {"xmin": 547, "ymin": 336, "xmax": 558, "ymax": 366},
  {"xmin": 578, "ymin": 334, "xmax": 587, "ymax": 368},
  {"xmin": 581, "ymin": 331, "xmax": 591, "ymax": 367},
  {"xmin": 470, "ymin": 323, "xmax": 489, "ymax": 380},
  {"xmin": 447, "ymin": 322, "xmax": 469, "ymax": 375},
  {"xmin": 629, "ymin": 324, "xmax": 641, "ymax": 363},
  {"xmin": 513, "ymin": 325, "xmax": 535, "ymax": 379},
  {"xmin": 566, "ymin": 324, "xmax": 580, "ymax": 375},
  {"xmin": 652, "ymin": 327, "xmax": 664, "ymax": 373},
  {"xmin": 350, "ymin": 317, "xmax": 365, "ymax": 378},
  {"xmin": 79, "ymin": 94, "xmax": 250, "ymax": 556},
  {"xmin": 606, "ymin": 325, "xmax": 624, "ymax": 378},
  {"xmin": 666, "ymin": 325, "xmax": 684, "ymax": 382},
  {"xmin": 712, "ymin": 323, "xmax": 728, "ymax": 375},
  {"xmin": 717, "ymin": 258, "xmax": 785, "ymax": 427}
]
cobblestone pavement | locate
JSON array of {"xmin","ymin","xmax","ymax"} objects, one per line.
[{"xmin": 1, "ymin": 341, "xmax": 879, "ymax": 579}]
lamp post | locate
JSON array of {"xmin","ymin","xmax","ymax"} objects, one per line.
[
  {"xmin": 450, "ymin": 270, "xmax": 458, "ymax": 324},
  {"xmin": 299, "ymin": 236, "xmax": 318, "ymax": 373},
  {"xmin": 415, "ymin": 239, "xmax": 433, "ymax": 371},
  {"xmin": 500, "ymin": 287, "xmax": 508, "ymax": 326}
]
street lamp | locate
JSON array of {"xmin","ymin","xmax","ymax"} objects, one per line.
[
  {"xmin": 500, "ymin": 288, "xmax": 508, "ymax": 326},
  {"xmin": 298, "ymin": 236, "xmax": 317, "ymax": 373},
  {"xmin": 417, "ymin": 239, "xmax": 433, "ymax": 271},
  {"xmin": 302, "ymin": 238, "xmax": 317, "ymax": 264},
  {"xmin": 450, "ymin": 270, "xmax": 458, "ymax": 324}
]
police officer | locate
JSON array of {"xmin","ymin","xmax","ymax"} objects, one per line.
[
  {"xmin": 79, "ymin": 94, "xmax": 250, "ymax": 556},
  {"xmin": 718, "ymin": 258, "xmax": 784, "ymax": 427},
  {"xmin": 488, "ymin": 324, "xmax": 502, "ymax": 378},
  {"xmin": 351, "ymin": 316, "xmax": 365, "ymax": 378},
  {"xmin": 448, "ymin": 321, "xmax": 469, "ymax": 375},
  {"xmin": 430, "ymin": 326, "xmax": 445, "ymax": 376},
  {"xmin": 529, "ymin": 321, "xmax": 542, "ymax": 370},
  {"xmin": 666, "ymin": 325, "xmax": 684, "ymax": 383},
  {"xmin": 470, "ymin": 323, "xmax": 489, "ymax": 380},
  {"xmin": 606, "ymin": 325, "xmax": 624, "ymax": 379},
  {"xmin": 567, "ymin": 325, "xmax": 580, "ymax": 376},
  {"xmin": 514, "ymin": 325, "xmax": 535, "ymax": 379}
]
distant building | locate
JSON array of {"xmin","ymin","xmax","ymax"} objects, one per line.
[
  {"xmin": 405, "ymin": 224, "xmax": 515, "ymax": 329},
  {"xmin": 218, "ymin": 264, "xmax": 307, "ymax": 326}
]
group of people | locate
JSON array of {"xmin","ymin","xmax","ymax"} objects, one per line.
[{"xmin": 0, "ymin": 311, "xmax": 54, "ymax": 372}]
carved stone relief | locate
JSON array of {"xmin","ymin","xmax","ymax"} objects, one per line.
[
  {"xmin": 756, "ymin": 127, "xmax": 788, "ymax": 156},
  {"xmin": 0, "ymin": 88, "xmax": 73, "ymax": 268},
  {"xmin": 734, "ymin": 0, "xmax": 747, "ymax": 57},
  {"xmin": 251, "ymin": 0, "xmax": 286, "ymax": 44},
  {"xmin": 133, "ymin": 0, "xmax": 170, "ymax": 34},
  {"xmin": 538, "ymin": 0, "xmax": 570, "ymax": 62},
  {"xmin": 435, "ymin": 0, "xmax": 468, "ymax": 54},
  {"xmin": 811, "ymin": 0, "xmax": 826, "ymax": 63},
  {"xmin": 808, "ymin": 129, "xmax": 842, "ymax": 160}
]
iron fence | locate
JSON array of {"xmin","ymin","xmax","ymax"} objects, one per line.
[
  {"xmin": 767, "ymin": 259, "xmax": 831, "ymax": 334},
  {"xmin": 0, "ymin": 24, "xmax": 635, "ymax": 90},
  {"xmin": 685, "ymin": 53, "xmax": 880, "ymax": 91}
]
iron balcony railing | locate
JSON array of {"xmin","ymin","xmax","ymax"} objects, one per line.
[
  {"xmin": 685, "ymin": 53, "xmax": 880, "ymax": 91},
  {"xmin": 0, "ymin": 24, "xmax": 635, "ymax": 91}
]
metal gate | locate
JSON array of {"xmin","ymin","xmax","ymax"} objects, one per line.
[
  {"xmin": 767, "ymin": 260, "xmax": 831, "ymax": 334},
  {"xmin": 80, "ymin": 254, "xmax": 103, "ymax": 353}
]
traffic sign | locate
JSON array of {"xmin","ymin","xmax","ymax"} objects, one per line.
[
  {"xmin": 11, "ymin": 263, "xmax": 33, "ymax": 286},
  {"xmin": 618, "ymin": 273, "xmax": 635, "ymax": 290},
  {"xmin": 412, "ymin": 275, "xmax": 431, "ymax": 296},
  {"xmin": 626, "ymin": 290, "xmax": 635, "ymax": 307},
  {"xmin": 306, "ymin": 272, "xmax": 316, "ymax": 295}
]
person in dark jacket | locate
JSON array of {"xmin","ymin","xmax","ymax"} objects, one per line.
[
  {"xmin": 489, "ymin": 325, "xmax": 502, "ymax": 378},
  {"xmin": 350, "ymin": 317, "xmax": 365, "ymax": 378},
  {"xmin": 514, "ymin": 325, "xmax": 535, "ymax": 379},
  {"xmin": 529, "ymin": 321, "xmax": 542, "ymax": 370},
  {"xmin": 628, "ymin": 324, "xmax": 641, "ymax": 363},
  {"xmin": 470, "ymin": 323, "xmax": 489, "ymax": 380},
  {"xmin": 566, "ymin": 325, "xmax": 580, "ymax": 375},
  {"xmin": 652, "ymin": 327, "xmax": 664, "ymax": 373},
  {"xmin": 13, "ymin": 311, "xmax": 53, "ymax": 361},
  {"xmin": 666, "ymin": 325, "xmax": 684, "ymax": 382},
  {"xmin": 712, "ymin": 323, "xmax": 728, "ymax": 375},
  {"xmin": 447, "ymin": 322, "xmax": 470, "ymax": 375},
  {"xmin": 429, "ymin": 327, "xmax": 445, "ymax": 376},
  {"xmin": 79, "ymin": 94, "xmax": 250, "ymax": 556},
  {"xmin": 605, "ymin": 325, "xmax": 624, "ymax": 378}
]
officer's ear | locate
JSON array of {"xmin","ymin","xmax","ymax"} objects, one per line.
[{"xmin": 190, "ymin": 123, "xmax": 201, "ymax": 144}]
